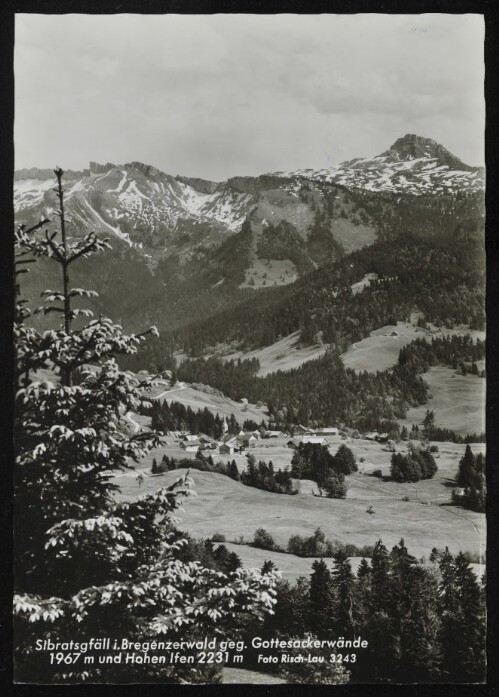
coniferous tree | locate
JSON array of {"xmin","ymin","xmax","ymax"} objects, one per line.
[
  {"xmin": 454, "ymin": 446, "xmax": 486, "ymax": 512},
  {"xmin": 354, "ymin": 558, "xmax": 372, "ymax": 631},
  {"xmin": 246, "ymin": 536, "xmax": 485, "ymax": 684},
  {"xmin": 389, "ymin": 539, "xmax": 417, "ymax": 677},
  {"xmin": 263, "ymin": 577, "xmax": 311, "ymax": 639},
  {"xmin": 309, "ymin": 559, "xmax": 334, "ymax": 637},
  {"xmin": 363, "ymin": 540, "xmax": 398, "ymax": 681},
  {"xmin": 228, "ymin": 460, "xmax": 240, "ymax": 481},
  {"xmin": 370, "ymin": 540, "xmax": 391, "ymax": 614},
  {"xmin": 357, "ymin": 557, "xmax": 371, "ymax": 580},
  {"xmin": 331, "ymin": 550, "xmax": 355, "ymax": 636},
  {"xmin": 397, "ymin": 564, "xmax": 440, "ymax": 682},
  {"xmin": 457, "ymin": 444, "xmax": 475, "ymax": 487},
  {"xmin": 13, "ymin": 169, "xmax": 278, "ymax": 683},
  {"xmin": 453, "ymin": 553, "xmax": 486, "ymax": 682},
  {"xmin": 438, "ymin": 549, "xmax": 486, "ymax": 682}
]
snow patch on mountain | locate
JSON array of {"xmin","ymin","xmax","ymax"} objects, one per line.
[
  {"xmin": 14, "ymin": 178, "xmax": 54, "ymax": 212},
  {"xmin": 111, "ymin": 170, "xmax": 128, "ymax": 194},
  {"xmin": 201, "ymin": 190, "xmax": 252, "ymax": 231},
  {"xmin": 65, "ymin": 180, "xmax": 87, "ymax": 199},
  {"xmin": 274, "ymin": 156, "xmax": 483, "ymax": 196},
  {"xmin": 83, "ymin": 198, "xmax": 133, "ymax": 246},
  {"xmin": 178, "ymin": 182, "xmax": 214, "ymax": 215}
]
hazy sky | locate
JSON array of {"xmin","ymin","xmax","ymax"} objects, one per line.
[{"xmin": 15, "ymin": 13, "xmax": 485, "ymax": 180}]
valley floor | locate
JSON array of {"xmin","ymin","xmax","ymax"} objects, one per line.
[
  {"xmin": 116, "ymin": 316, "xmax": 485, "ymax": 586},
  {"xmin": 115, "ymin": 433, "xmax": 485, "ymax": 563}
]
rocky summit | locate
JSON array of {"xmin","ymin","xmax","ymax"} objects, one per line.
[{"xmin": 274, "ymin": 134, "xmax": 484, "ymax": 196}]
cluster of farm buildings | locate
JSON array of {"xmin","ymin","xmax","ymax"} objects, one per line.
[{"xmin": 172, "ymin": 424, "xmax": 343, "ymax": 455}]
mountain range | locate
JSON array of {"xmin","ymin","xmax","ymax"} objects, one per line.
[
  {"xmin": 15, "ymin": 133, "xmax": 483, "ymax": 248},
  {"xmin": 14, "ymin": 134, "xmax": 485, "ymax": 337}
]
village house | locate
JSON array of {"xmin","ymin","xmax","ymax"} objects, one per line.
[
  {"xmin": 219, "ymin": 436, "xmax": 243, "ymax": 455},
  {"xmin": 301, "ymin": 435, "xmax": 328, "ymax": 445},
  {"xmin": 293, "ymin": 425, "xmax": 312, "ymax": 435},
  {"xmin": 168, "ymin": 430, "xmax": 183, "ymax": 439},
  {"xmin": 198, "ymin": 435, "xmax": 218, "ymax": 450},
  {"xmin": 180, "ymin": 439, "xmax": 202, "ymax": 452},
  {"xmin": 261, "ymin": 430, "xmax": 285, "ymax": 439},
  {"xmin": 288, "ymin": 435, "xmax": 328, "ymax": 449},
  {"xmin": 310, "ymin": 427, "xmax": 338, "ymax": 437},
  {"xmin": 238, "ymin": 433, "xmax": 259, "ymax": 448},
  {"xmin": 238, "ymin": 429, "xmax": 260, "ymax": 438}
]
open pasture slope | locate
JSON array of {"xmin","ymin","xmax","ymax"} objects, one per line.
[
  {"xmin": 116, "ymin": 440, "xmax": 485, "ymax": 561},
  {"xmin": 214, "ymin": 331, "xmax": 329, "ymax": 377},
  {"xmin": 400, "ymin": 366, "xmax": 485, "ymax": 436},
  {"xmin": 149, "ymin": 382, "xmax": 268, "ymax": 424},
  {"xmin": 341, "ymin": 321, "xmax": 424, "ymax": 372},
  {"xmin": 339, "ymin": 319, "xmax": 484, "ymax": 374}
]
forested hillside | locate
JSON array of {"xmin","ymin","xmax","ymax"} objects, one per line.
[
  {"xmin": 128, "ymin": 213, "xmax": 484, "ymax": 364},
  {"xmin": 174, "ymin": 349, "xmax": 428, "ymax": 432}
]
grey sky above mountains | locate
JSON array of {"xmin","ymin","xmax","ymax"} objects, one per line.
[{"xmin": 15, "ymin": 13, "xmax": 484, "ymax": 181}]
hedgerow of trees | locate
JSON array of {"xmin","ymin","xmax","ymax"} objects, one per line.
[{"xmin": 241, "ymin": 454, "xmax": 298, "ymax": 495}]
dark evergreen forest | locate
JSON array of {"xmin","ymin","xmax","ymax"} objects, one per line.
[{"xmin": 242, "ymin": 540, "xmax": 486, "ymax": 684}]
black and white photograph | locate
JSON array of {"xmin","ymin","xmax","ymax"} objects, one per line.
[{"xmin": 12, "ymin": 12, "xmax": 487, "ymax": 685}]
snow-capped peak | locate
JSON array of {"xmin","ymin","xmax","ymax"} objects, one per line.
[{"xmin": 270, "ymin": 135, "xmax": 484, "ymax": 197}]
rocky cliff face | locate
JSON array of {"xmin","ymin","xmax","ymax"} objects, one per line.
[
  {"xmin": 89, "ymin": 161, "xmax": 116, "ymax": 175},
  {"xmin": 176, "ymin": 176, "xmax": 221, "ymax": 195},
  {"xmin": 227, "ymin": 174, "xmax": 295, "ymax": 195},
  {"xmin": 15, "ymin": 167, "xmax": 89, "ymax": 180},
  {"xmin": 384, "ymin": 134, "xmax": 475, "ymax": 171}
]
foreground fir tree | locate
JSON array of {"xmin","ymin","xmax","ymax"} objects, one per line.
[{"xmin": 13, "ymin": 169, "xmax": 277, "ymax": 683}]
